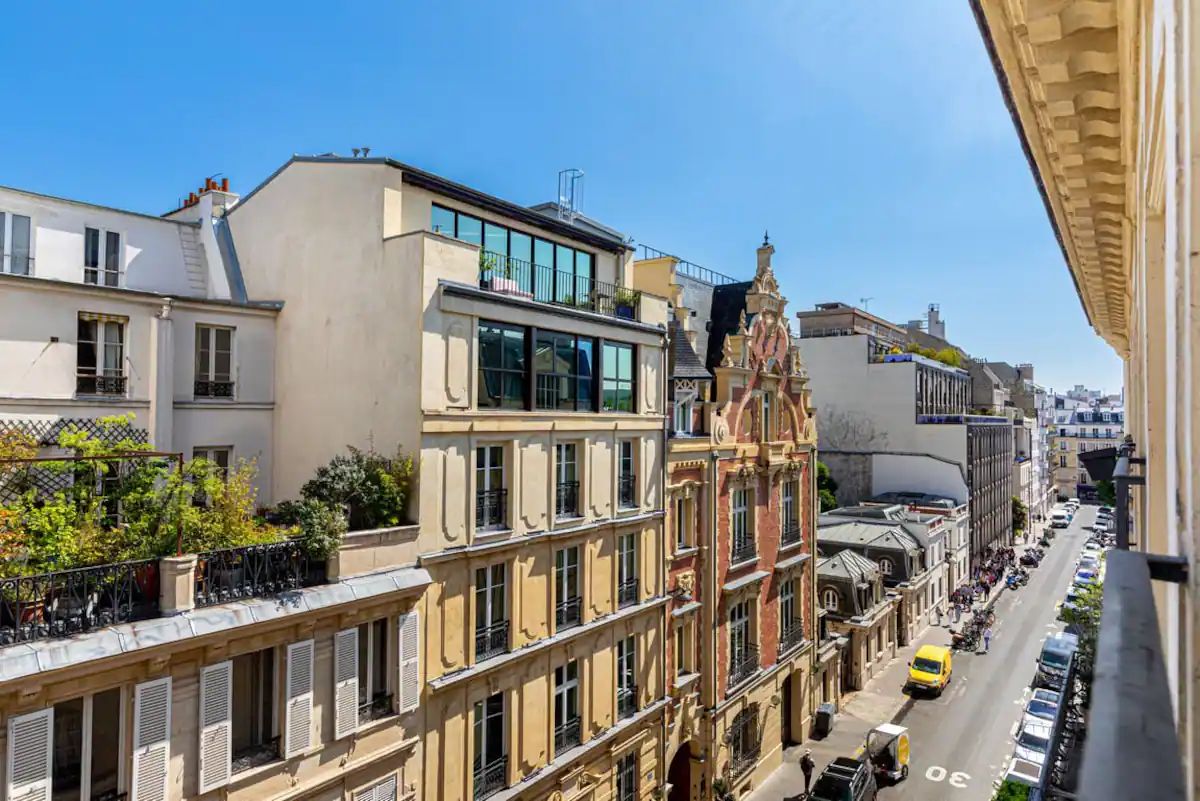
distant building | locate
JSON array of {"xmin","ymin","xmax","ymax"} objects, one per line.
[
  {"xmin": 1050, "ymin": 400, "xmax": 1125, "ymax": 501},
  {"xmin": 815, "ymin": 550, "xmax": 897, "ymax": 692}
]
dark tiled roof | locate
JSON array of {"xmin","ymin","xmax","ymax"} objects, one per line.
[
  {"xmin": 669, "ymin": 318, "xmax": 712, "ymax": 380},
  {"xmin": 704, "ymin": 281, "xmax": 752, "ymax": 373}
]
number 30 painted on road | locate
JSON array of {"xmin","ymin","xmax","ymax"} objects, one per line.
[{"xmin": 925, "ymin": 766, "xmax": 970, "ymax": 788}]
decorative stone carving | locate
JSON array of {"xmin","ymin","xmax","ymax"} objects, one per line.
[{"xmin": 675, "ymin": 571, "xmax": 695, "ymax": 598}]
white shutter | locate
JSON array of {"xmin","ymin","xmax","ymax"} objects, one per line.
[
  {"xmin": 284, "ymin": 640, "xmax": 315, "ymax": 757},
  {"xmin": 397, "ymin": 612, "xmax": 420, "ymax": 713},
  {"xmin": 131, "ymin": 677, "xmax": 171, "ymax": 801},
  {"xmin": 352, "ymin": 787, "xmax": 376, "ymax": 801},
  {"xmin": 6, "ymin": 708, "xmax": 52, "ymax": 801},
  {"xmin": 373, "ymin": 774, "xmax": 398, "ymax": 801},
  {"xmin": 198, "ymin": 661, "xmax": 233, "ymax": 793},
  {"xmin": 334, "ymin": 628, "xmax": 360, "ymax": 740}
]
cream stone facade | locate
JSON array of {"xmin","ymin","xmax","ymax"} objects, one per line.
[{"xmin": 226, "ymin": 157, "xmax": 670, "ymax": 801}]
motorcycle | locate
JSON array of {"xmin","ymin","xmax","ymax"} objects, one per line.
[
  {"xmin": 1006, "ymin": 574, "xmax": 1023, "ymax": 590},
  {"xmin": 950, "ymin": 629, "xmax": 977, "ymax": 651},
  {"xmin": 1020, "ymin": 552, "xmax": 1040, "ymax": 567}
]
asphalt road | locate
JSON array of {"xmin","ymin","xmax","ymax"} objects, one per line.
[{"xmin": 886, "ymin": 506, "xmax": 1095, "ymax": 801}]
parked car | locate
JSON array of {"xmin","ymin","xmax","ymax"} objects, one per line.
[
  {"xmin": 1078, "ymin": 555, "xmax": 1100, "ymax": 572},
  {"xmin": 1050, "ymin": 511, "xmax": 1070, "ymax": 529},
  {"xmin": 810, "ymin": 756, "xmax": 879, "ymax": 801},
  {"xmin": 906, "ymin": 645, "xmax": 952, "ymax": 696},
  {"xmin": 1025, "ymin": 695, "xmax": 1060, "ymax": 722},
  {"xmin": 1099, "ymin": 505, "xmax": 1115, "ymax": 516},
  {"xmin": 1073, "ymin": 569, "xmax": 1100, "ymax": 587},
  {"xmin": 1034, "ymin": 635, "xmax": 1076, "ymax": 690},
  {"xmin": 1014, "ymin": 716, "xmax": 1054, "ymax": 766}
]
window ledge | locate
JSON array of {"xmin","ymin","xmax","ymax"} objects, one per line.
[
  {"xmin": 672, "ymin": 546, "xmax": 699, "ymax": 560},
  {"xmin": 229, "ymin": 755, "xmax": 287, "ymax": 787},
  {"xmin": 356, "ymin": 711, "xmax": 402, "ymax": 736},
  {"xmin": 672, "ymin": 672, "xmax": 700, "ymax": 693},
  {"xmin": 777, "ymin": 539, "xmax": 804, "ymax": 555},
  {"xmin": 473, "ymin": 527, "xmax": 514, "ymax": 543},
  {"xmin": 728, "ymin": 556, "xmax": 759, "ymax": 572}
]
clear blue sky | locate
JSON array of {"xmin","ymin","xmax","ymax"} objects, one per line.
[{"xmin": 2, "ymin": 1, "xmax": 1121, "ymax": 394}]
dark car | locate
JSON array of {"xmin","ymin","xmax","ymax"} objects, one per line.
[{"xmin": 810, "ymin": 756, "xmax": 879, "ymax": 801}]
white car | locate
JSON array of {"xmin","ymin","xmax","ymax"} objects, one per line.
[{"xmin": 1014, "ymin": 717, "xmax": 1054, "ymax": 766}]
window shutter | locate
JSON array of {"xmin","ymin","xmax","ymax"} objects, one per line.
[
  {"xmin": 397, "ymin": 611, "xmax": 420, "ymax": 713},
  {"xmin": 6, "ymin": 708, "xmax": 52, "ymax": 801},
  {"xmin": 198, "ymin": 661, "xmax": 233, "ymax": 793},
  {"xmin": 285, "ymin": 640, "xmax": 315, "ymax": 757},
  {"xmin": 352, "ymin": 786, "xmax": 376, "ymax": 801},
  {"xmin": 131, "ymin": 677, "xmax": 172, "ymax": 801},
  {"xmin": 374, "ymin": 774, "xmax": 399, "ymax": 801},
  {"xmin": 334, "ymin": 628, "xmax": 360, "ymax": 740}
]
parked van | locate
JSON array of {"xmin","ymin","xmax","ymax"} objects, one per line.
[
  {"xmin": 1034, "ymin": 634, "xmax": 1076, "ymax": 690},
  {"xmin": 906, "ymin": 645, "xmax": 952, "ymax": 696},
  {"xmin": 1050, "ymin": 511, "xmax": 1070, "ymax": 528},
  {"xmin": 810, "ymin": 757, "xmax": 879, "ymax": 801}
]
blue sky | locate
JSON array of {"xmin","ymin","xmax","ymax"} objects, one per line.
[{"xmin": 1, "ymin": 2, "xmax": 1121, "ymax": 393}]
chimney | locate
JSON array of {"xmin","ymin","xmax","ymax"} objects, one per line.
[
  {"xmin": 166, "ymin": 177, "xmax": 240, "ymax": 220},
  {"xmin": 1017, "ymin": 363, "xmax": 1034, "ymax": 382},
  {"xmin": 926, "ymin": 304, "xmax": 945, "ymax": 339}
]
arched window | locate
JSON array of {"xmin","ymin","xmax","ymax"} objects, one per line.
[
  {"xmin": 878, "ymin": 557, "xmax": 894, "ymax": 576},
  {"xmin": 821, "ymin": 587, "xmax": 839, "ymax": 612}
]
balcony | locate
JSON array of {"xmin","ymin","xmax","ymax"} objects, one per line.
[
  {"xmin": 555, "ymin": 596, "xmax": 582, "ymax": 630},
  {"xmin": 781, "ymin": 522, "xmax": 802, "ymax": 546},
  {"xmin": 554, "ymin": 718, "xmax": 582, "ymax": 752},
  {"xmin": 0, "ymin": 559, "xmax": 160, "ymax": 646},
  {"xmin": 76, "ymin": 373, "xmax": 127, "ymax": 396},
  {"xmin": 476, "ymin": 488, "xmax": 508, "ymax": 530},
  {"xmin": 478, "ymin": 252, "xmax": 642, "ymax": 321},
  {"xmin": 473, "ymin": 755, "xmax": 508, "ymax": 801},
  {"xmin": 617, "ymin": 685, "xmax": 638, "ymax": 719},
  {"xmin": 728, "ymin": 644, "xmax": 760, "ymax": 690},
  {"xmin": 618, "ymin": 474, "xmax": 637, "ymax": 509},
  {"xmin": 475, "ymin": 620, "xmax": 510, "ymax": 661},
  {"xmin": 779, "ymin": 620, "xmax": 805, "ymax": 655},
  {"xmin": 555, "ymin": 481, "xmax": 579, "ymax": 519},
  {"xmin": 617, "ymin": 577, "xmax": 639, "ymax": 608},
  {"xmin": 731, "ymin": 536, "xmax": 757, "ymax": 565},
  {"xmin": 193, "ymin": 379, "xmax": 235, "ymax": 399},
  {"xmin": 194, "ymin": 540, "xmax": 325, "ymax": 608}
]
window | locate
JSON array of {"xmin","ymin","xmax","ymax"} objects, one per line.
[
  {"xmin": 674, "ymin": 496, "xmax": 691, "ymax": 550},
  {"xmin": 878, "ymin": 557, "xmax": 894, "ymax": 576},
  {"xmin": 472, "ymin": 693, "xmax": 506, "ymax": 800},
  {"xmin": 781, "ymin": 480, "xmax": 799, "ymax": 544},
  {"xmin": 76, "ymin": 314, "xmax": 126, "ymax": 395},
  {"xmin": 553, "ymin": 661, "xmax": 580, "ymax": 752},
  {"xmin": 618, "ymin": 440, "xmax": 636, "ymax": 508},
  {"xmin": 49, "ymin": 688, "xmax": 122, "ymax": 801},
  {"xmin": 231, "ymin": 647, "xmax": 278, "ymax": 772},
  {"xmin": 729, "ymin": 601, "xmax": 753, "ymax": 672},
  {"xmin": 1, "ymin": 211, "xmax": 32, "ymax": 275},
  {"xmin": 358, "ymin": 618, "xmax": 390, "ymax": 724},
  {"xmin": 555, "ymin": 443, "xmax": 579, "ymax": 518},
  {"xmin": 193, "ymin": 447, "xmax": 232, "ymax": 506},
  {"xmin": 555, "ymin": 546, "xmax": 581, "ymax": 630},
  {"xmin": 474, "ymin": 564, "xmax": 508, "ymax": 661},
  {"xmin": 617, "ymin": 636, "xmax": 637, "ymax": 718},
  {"xmin": 478, "ymin": 322, "xmax": 527, "ymax": 409},
  {"xmin": 760, "ymin": 391, "xmax": 773, "ymax": 440},
  {"xmin": 729, "ymin": 705, "xmax": 760, "ymax": 776},
  {"xmin": 731, "ymin": 488, "xmax": 754, "ymax": 562},
  {"xmin": 195, "ymin": 325, "xmax": 235, "ymax": 398},
  {"xmin": 675, "ymin": 622, "xmax": 693, "ymax": 677},
  {"xmin": 535, "ymin": 332, "xmax": 595, "ymax": 411},
  {"xmin": 616, "ymin": 751, "xmax": 638, "ymax": 801},
  {"xmin": 618, "ymin": 532, "xmax": 638, "ymax": 607},
  {"xmin": 780, "ymin": 579, "xmax": 796, "ymax": 634},
  {"xmin": 821, "ymin": 587, "xmax": 840, "ymax": 612},
  {"xmin": 1059, "ymin": 455, "xmax": 1067, "ymax": 468},
  {"xmin": 602, "ymin": 342, "xmax": 635, "ymax": 412},
  {"xmin": 84, "ymin": 227, "xmax": 121, "ymax": 286},
  {"xmin": 475, "ymin": 446, "xmax": 506, "ymax": 530},
  {"xmin": 674, "ymin": 397, "xmax": 693, "ymax": 435}
]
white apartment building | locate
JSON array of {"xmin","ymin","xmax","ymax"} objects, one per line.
[{"xmin": 0, "ymin": 182, "xmax": 279, "ymax": 501}]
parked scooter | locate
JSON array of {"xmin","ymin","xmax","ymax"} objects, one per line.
[{"xmin": 1020, "ymin": 551, "xmax": 1041, "ymax": 567}]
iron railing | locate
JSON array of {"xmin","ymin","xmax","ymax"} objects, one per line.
[
  {"xmin": 476, "ymin": 488, "xmax": 508, "ymax": 530},
  {"xmin": 555, "ymin": 596, "xmax": 582, "ymax": 629},
  {"xmin": 779, "ymin": 620, "xmax": 805, "ymax": 655},
  {"xmin": 618, "ymin": 474, "xmax": 637, "ymax": 508},
  {"xmin": 0, "ymin": 559, "xmax": 160, "ymax": 647},
  {"xmin": 475, "ymin": 620, "xmax": 509, "ymax": 661},
  {"xmin": 637, "ymin": 245, "xmax": 739, "ymax": 286},
  {"xmin": 232, "ymin": 736, "xmax": 280, "ymax": 774},
  {"xmin": 194, "ymin": 540, "xmax": 325, "ymax": 608},
  {"xmin": 556, "ymin": 481, "xmax": 579, "ymax": 518},
  {"xmin": 617, "ymin": 685, "xmax": 638, "ymax": 719},
  {"xmin": 617, "ymin": 577, "xmax": 639, "ymax": 608},
  {"xmin": 76, "ymin": 374, "xmax": 127, "ymax": 396},
  {"xmin": 478, "ymin": 252, "xmax": 641, "ymax": 320},
  {"xmin": 554, "ymin": 718, "xmax": 582, "ymax": 752},
  {"xmin": 731, "ymin": 536, "xmax": 756, "ymax": 564},
  {"xmin": 473, "ymin": 755, "xmax": 508, "ymax": 801},
  {"xmin": 358, "ymin": 692, "xmax": 393, "ymax": 726},
  {"xmin": 728, "ymin": 644, "xmax": 760, "ymax": 689},
  {"xmin": 781, "ymin": 522, "xmax": 802, "ymax": 546},
  {"xmin": 194, "ymin": 379, "xmax": 235, "ymax": 398},
  {"xmin": 731, "ymin": 742, "xmax": 762, "ymax": 777}
]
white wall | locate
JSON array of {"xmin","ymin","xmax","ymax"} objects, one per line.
[{"xmin": 871, "ymin": 453, "xmax": 967, "ymax": 504}]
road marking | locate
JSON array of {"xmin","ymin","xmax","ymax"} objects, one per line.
[{"xmin": 925, "ymin": 766, "xmax": 971, "ymax": 788}]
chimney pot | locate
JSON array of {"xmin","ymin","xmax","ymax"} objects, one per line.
[{"xmin": 221, "ymin": 178, "xmax": 229, "ymax": 192}]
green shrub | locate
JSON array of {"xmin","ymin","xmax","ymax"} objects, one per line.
[
  {"xmin": 300, "ymin": 446, "xmax": 413, "ymax": 530},
  {"xmin": 295, "ymin": 500, "xmax": 349, "ymax": 559},
  {"xmin": 994, "ymin": 779, "xmax": 1031, "ymax": 801}
]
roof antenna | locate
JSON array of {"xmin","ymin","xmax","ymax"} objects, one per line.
[
  {"xmin": 361, "ymin": 146, "xmax": 371, "ymax": 158},
  {"xmin": 352, "ymin": 148, "xmax": 361, "ymax": 158},
  {"xmin": 860, "ymin": 297, "xmax": 874, "ymax": 311}
]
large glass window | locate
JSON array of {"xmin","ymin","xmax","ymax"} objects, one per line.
[
  {"xmin": 84, "ymin": 227, "xmax": 120, "ymax": 286},
  {"xmin": 555, "ymin": 443, "xmax": 579, "ymax": 518},
  {"xmin": 473, "ymin": 693, "xmax": 506, "ymax": 799},
  {"xmin": 457, "ymin": 214, "xmax": 482, "ymax": 246},
  {"xmin": 77, "ymin": 314, "xmax": 126, "ymax": 396},
  {"xmin": 535, "ymin": 332, "xmax": 595, "ymax": 411},
  {"xmin": 602, "ymin": 343, "xmax": 635, "ymax": 412},
  {"xmin": 357, "ymin": 618, "xmax": 389, "ymax": 722},
  {"xmin": 431, "ymin": 205, "xmax": 456, "ymax": 236},
  {"xmin": 478, "ymin": 322, "xmax": 526, "ymax": 409},
  {"xmin": 483, "ymin": 223, "xmax": 508, "ymax": 257},
  {"xmin": 52, "ymin": 688, "xmax": 122, "ymax": 801},
  {"xmin": 553, "ymin": 661, "xmax": 580, "ymax": 751},
  {"xmin": 1, "ymin": 212, "xmax": 32, "ymax": 275}
]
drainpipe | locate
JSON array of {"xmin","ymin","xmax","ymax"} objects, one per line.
[
  {"xmin": 703, "ymin": 448, "xmax": 720, "ymax": 797},
  {"xmin": 659, "ymin": 328, "xmax": 669, "ymax": 797}
]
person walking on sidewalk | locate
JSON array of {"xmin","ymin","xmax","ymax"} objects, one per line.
[
  {"xmin": 982, "ymin": 625, "xmax": 993, "ymax": 653},
  {"xmin": 800, "ymin": 750, "xmax": 816, "ymax": 797}
]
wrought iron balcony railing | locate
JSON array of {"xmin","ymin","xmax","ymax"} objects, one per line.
[
  {"xmin": 232, "ymin": 736, "xmax": 280, "ymax": 774},
  {"xmin": 617, "ymin": 577, "xmax": 639, "ymax": 608},
  {"xmin": 728, "ymin": 644, "xmax": 760, "ymax": 690},
  {"xmin": 731, "ymin": 742, "xmax": 762, "ymax": 777},
  {"xmin": 0, "ymin": 559, "xmax": 160, "ymax": 647},
  {"xmin": 475, "ymin": 620, "xmax": 509, "ymax": 661},
  {"xmin": 194, "ymin": 379, "xmax": 235, "ymax": 398},
  {"xmin": 478, "ymin": 251, "xmax": 642, "ymax": 321},
  {"xmin": 473, "ymin": 755, "xmax": 508, "ymax": 801},
  {"xmin": 554, "ymin": 718, "xmax": 582, "ymax": 752},
  {"xmin": 358, "ymin": 692, "xmax": 393, "ymax": 726},
  {"xmin": 617, "ymin": 685, "xmax": 638, "ymax": 719},
  {"xmin": 195, "ymin": 540, "xmax": 325, "ymax": 608},
  {"xmin": 556, "ymin": 481, "xmax": 579, "ymax": 518},
  {"xmin": 731, "ymin": 536, "xmax": 757, "ymax": 565},
  {"xmin": 779, "ymin": 620, "xmax": 805, "ymax": 655},
  {"xmin": 555, "ymin": 596, "xmax": 582, "ymax": 630},
  {"xmin": 476, "ymin": 488, "xmax": 508, "ymax": 530},
  {"xmin": 76, "ymin": 373, "xmax": 127, "ymax": 396},
  {"xmin": 781, "ymin": 522, "xmax": 802, "ymax": 546},
  {"xmin": 618, "ymin": 474, "xmax": 637, "ymax": 508}
]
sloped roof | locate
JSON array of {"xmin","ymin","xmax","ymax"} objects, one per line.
[
  {"xmin": 704, "ymin": 281, "xmax": 752, "ymax": 374},
  {"xmin": 817, "ymin": 549, "xmax": 880, "ymax": 584},
  {"xmin": 818, "ymin": 519, "xmax": 921, "ymax": 553},
  {"xmin": 669, "ymin": 318, "xmax": 712, "ymax": 380}
]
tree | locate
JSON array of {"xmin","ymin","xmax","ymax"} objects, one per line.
[
  {"xmin": 817, "ymin": 461, "xmax": 839, "ymax": 512},
  {"xmin": 994, "ymin": 779, "xmax": 1031, "ymax": 801},
  {"xmin": 934, "ymin": 347, "xmax": 963, "ymax": 368},
  {"xmin": 1096, "ymin": 479, "xmax": 1116, "ymax": 506},
  {"xmin": 1060, "ymin": 582, "xmax": 1103, "ymax": 695},
  {"xmin": 1011, "ymin": 495, "xmax": 1028, "ymax": 536}
]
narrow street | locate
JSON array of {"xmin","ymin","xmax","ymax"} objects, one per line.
[{"xmin": 752, "ymin": 507, "xmax": 1094, "ymax": 801}]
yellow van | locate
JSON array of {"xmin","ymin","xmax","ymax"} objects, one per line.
[{"xmin": 906, "ymin": 645, "xmax": 952, "ymax": 696}]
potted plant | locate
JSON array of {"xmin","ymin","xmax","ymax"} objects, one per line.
[{"xmin": 612, "ymin": 287, "xmax": 641, "ymax": 320}]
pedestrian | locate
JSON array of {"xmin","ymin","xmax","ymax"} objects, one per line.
[
  {"xmin": 983, "ymin": 625, "xmax": 993, "ymax": 653},
  {"xmin": 800, "ymin": 749, "xmax": 815, "ymax": 797},
  {"xmin": 933, "ymin": 605, "xmax": 942, "ymax": 626}
]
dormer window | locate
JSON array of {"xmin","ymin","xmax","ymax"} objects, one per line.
[
  {"xmin": 84, "ymin": 227, "xmax": 121, "ymax": 287},
  {"xmin": 1, "ymin": 212, "xmax": 32, "ymax": 275},
  {"xmin": 674, "ymin": 396, "xmax": 693, "ymax": 435}
]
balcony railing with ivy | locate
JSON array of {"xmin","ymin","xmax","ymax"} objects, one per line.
[
  {"xmin": 194, "ymin": 540, "xmax": 325, "ymax": 608},
  {"xmin": 478, "ymin": 251, "xmax": 641, "ymax": 321}
]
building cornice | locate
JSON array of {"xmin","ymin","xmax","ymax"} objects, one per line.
[{"xmin": 0, "ymin": 272, "xmax": 283, "ymax": 314}]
